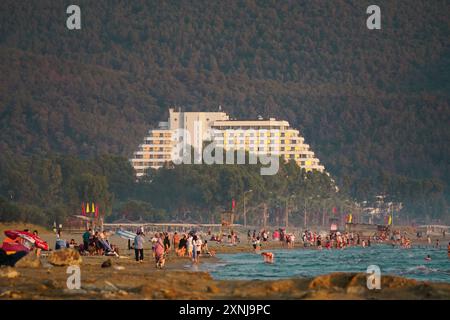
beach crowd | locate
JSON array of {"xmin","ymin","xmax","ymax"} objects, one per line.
[{"xmin": 50, "ymin": 224, "xmax": 450, "ymax": 269}]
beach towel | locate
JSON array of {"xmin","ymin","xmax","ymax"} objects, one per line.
[{"xmin": 99, "ymin": 239, "xmax": 112, "ymax": 252}]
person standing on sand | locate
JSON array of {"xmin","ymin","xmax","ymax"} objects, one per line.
[
  {"xmin": 151, "ymin": 233, "xmax": 158, "ymax": 258},
  {"xmin": 32, "ymin": 230, "xmax": 41, "ymax": 257},
  {"xmin": 173, "ymin": 232, "xmax": 180, "ymax": 249},
  {"xmin": 82, "ymin": 228, "xmax": 91, "ymax": 253},
  {"xmin": 177, "ymin": 234, "xmax": 187, "ymax": 256},
  {"xmin": 187, "ymin": 234, "xmax": 194, "ymax": 258},
  {"xmin": 154, "ymin": 233, "xmax": 165, "ymax": 268},
  {"xmin": 193, "ymin": 235, "xmax": 202, "ymax": 264},
  {"xmin": 192, "ymin": 235, "xmax": 197, "ymax": 262},
  {"xmin": 163, "ymin": 232, "xmax": 171, "ymax": 253},
  {"xmin": 134, "ymin": 231, "xmax": 145, "ymax": 263}
]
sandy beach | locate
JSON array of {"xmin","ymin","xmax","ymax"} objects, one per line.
[{"xmin": 1, "ymin": 223, "xmax": 450, "ymax": 300}]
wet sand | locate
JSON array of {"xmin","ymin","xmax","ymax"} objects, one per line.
[{"xmin": 1, "ymin": 223, "xmax": 450, "ymax": 300}]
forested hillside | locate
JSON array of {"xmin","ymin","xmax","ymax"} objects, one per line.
[{"xmin": 0, "ymin": 0, "xmax": 448, "ymax": 222}]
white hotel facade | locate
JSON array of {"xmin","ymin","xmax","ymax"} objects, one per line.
[{"xmin": 131, "ymin": 108, "xmax": 325, "ymax": 177}]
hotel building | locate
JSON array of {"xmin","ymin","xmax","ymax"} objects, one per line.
[{"xmin": 130, "ymin": 108, "xmax": 325, "ymax": 177}]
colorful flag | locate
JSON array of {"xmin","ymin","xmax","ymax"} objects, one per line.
[
  {"xmin": 86, "ymin": 202, "xmax": 90, "ymax": 213},
  {"xmin": 388, "ymin": 215, "xmax": 392, "ymax": 225},
  {"xmin": 232, "ymin": 199, "xmax": 236, "ymax": 210},
  {"xmin": 95, "ymin": 205, "xmax": 99, "ymax": 218},
  {"xmin": 91, "ymin": 203, "xmax": 95, "ymax": 214},
  {"xmin": 347, "ymin": 214, "xmax": 353, "ymax": 223},
  {"xmin": 81, "ymin": 202, "xmax": 86, "ymax": 216}
]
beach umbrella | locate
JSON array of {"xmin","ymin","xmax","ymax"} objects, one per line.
[
  {"xmin": 4, "ymin": 230, "xmax": 49, "ymax": 251},
  {"xmin": 1, "ymin": 240, "xmax": 30, "ymax": 253}
]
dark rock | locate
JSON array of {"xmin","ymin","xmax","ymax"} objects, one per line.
[{"xmin": 101, "ymin": 259, "xmax": 112, "ymax": 268}]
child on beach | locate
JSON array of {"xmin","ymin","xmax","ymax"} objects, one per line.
[{"xmin": 202, "ymin": 240, "xmax": 215, "ymax": 256}]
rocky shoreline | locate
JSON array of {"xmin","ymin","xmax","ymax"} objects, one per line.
[{"xmin": 1, "ymin": 223, "xmax": 449, "ymax": 300}]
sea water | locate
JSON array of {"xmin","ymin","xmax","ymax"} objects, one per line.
[{"xmin": 202, "ymin": 244, "xmax": 450, "ymax": 282}]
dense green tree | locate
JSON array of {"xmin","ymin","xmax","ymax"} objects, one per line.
[{"xmin": 0, "ymin": 1, "xmax": 448, "ymax": 223}]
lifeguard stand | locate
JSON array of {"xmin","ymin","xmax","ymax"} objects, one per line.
[{"xmin": 220, "ymin": 211, "xmax": 234, "ymax": 236}]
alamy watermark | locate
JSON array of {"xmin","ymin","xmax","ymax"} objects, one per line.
[
  {"xmin": 366, "ymin": 265, "xmax": 381, "ymax": 290},
  {"xmin": 66, "ymin": 265, "xmax": 81, "ymax": 290},
  {"xmin": 170, "ymin": 122, "xmax": 280, "ymax": 175},
  {"xmin": 66, "ymin": 4, "xmax": 381, "ymax": 31}
]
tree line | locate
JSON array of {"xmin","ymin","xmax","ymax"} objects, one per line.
[
  {"xmin": 0, "ymin": 0, "xmax": 448, "ymax": 223},
  {"xmin": 0, "ymin": 152, "xmax": 447, "ymax": 226}
]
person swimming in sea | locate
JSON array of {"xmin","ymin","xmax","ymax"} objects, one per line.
[
  {"xmin": 425, "ymin": 254, "xmax": 432, "ymax": 261},
  {"xmin": 261, "ymin": 252, "xmax": 274, "ymax": 263}
]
